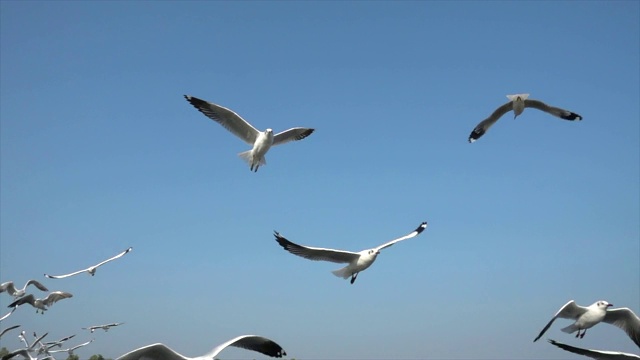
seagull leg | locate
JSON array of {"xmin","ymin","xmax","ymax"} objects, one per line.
[
  {"xmin": 579, "ymin": 329, "xmax": 586, "ymax": 339},
  {"xmin": 575, "ymin": 329, "xmax": 580, "ymax": 338}
]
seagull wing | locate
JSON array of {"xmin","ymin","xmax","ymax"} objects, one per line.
[
  {"xmin": 548, "ymin": 339, "xmax": 640, "ymax": 359},
  {"xmin": 273, "ymin": 128, "xmax": 315, "ymax": 146},
  {"xmin": 0, "ymin": 324, "xmax": 20, "ymax": 338},
  {"xmin": 93, "ymin": 247, "xmax": 133, "ymax": 268},
  {"xmin": 534, "ymin": 300, "xmax": 588, "ymax": 342},
  {"xmin": 25, "ymin": 280, "xmax": 49, "ymax": 292},
  {"xmin": 116, "ymin": 343, "xmax": 187, "ymax": 360},
  {"xmin": 524, "ymin": 99, "xmax": 583, "ymax": 121},
  {"xmin": 184, "ymin": 95, "xmax": 260, "ymax": 145},
  {"xmin": 0, "ymin": 308, "xmax": 15, "ymax": 321},
  {"xmin": 206, "ymin": 335, "xmax": 286, "ymax": 358},
  {"xmin": 603, "ymin": 308, "xmax": 640, "ymax": 347},
  {"xmin": 274, "ymin": 232, "xmax": 360, "ymax": 263},
  {"xmin": 45, "ymin": 268, "xmax": 89, "ymax": 279},
  {"xmin": 468, "ymin": 101, "xmax": 514, "ymax": 142},
  {"xmin": 68, "ymin": 339, "xmax": 94, "ymax": 351},
  {"xmin": 42, "ymin": 291, "xmax": 73, "ymax": 306},
  {"xmin": 8, "ymin": 294, "xmax": 35, "ymax": 308},
  {"xmin": 374, "ymin": 222, "xmax": 428, "ymax": 252},
  {"xmin": 0, "ymin": 281, "xmax": 17, "ymax": 295}
]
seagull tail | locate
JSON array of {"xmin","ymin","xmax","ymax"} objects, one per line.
[
  {"xmin": 237, "ymin": 150, "xmax": 266, "ymax": 171},
  {"xmin": 331, "ymin": 266, "xmax": 351, "ymax": 279},
  {"xmin": 560, "ymin": 324, "xmax": 579, "ymax": 334}
]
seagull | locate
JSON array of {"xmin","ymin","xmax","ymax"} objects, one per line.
[
  {"xmin": 548, "ymin": 339, "xmax": 640, "ymax": 359},
  {"xmin": 0, "ymin": 308, "xmax": 15, "ymax": 322},
  {"xmin": 274, "ymin": 221, "xmax": 428, "ymax": 284},
  {"xmin": 0, "ymin": 324, "xmax": 20, "ymax": 338},
  {"xmin": 534, "ymin": 300, "xmax": 640, "ymax": 347},
  {"xmin": 45, "ymin": 247, "xmax": 132, "ymax": 279},
  {"xmin": 468, "ymin": 93, "xmax": 582, "ymax": 142},
  {"xmin": 8, "ymin": 291, "xmax": 73, "ymax": 314},
  {"xmin": 115, "ymin": 334, "xmax": 287, "ymax": 360},
  {"xmin": 49, "ymin": 339, "xmax": 95, "ymax": 356},
  {"xmin": 4, "ymin": 332, "xmax": 49, "ymax": 360},
  {"xmin": 82, "ymin": 322, "xmax": 124, "ymax": 333},
  {"xmin": 36, "ymin": 333, "xmax": 76, "ymax": 350},
  {"xmin": 0, "ymin": 280, "xmax": 49, "ymax": 299},
  {"xmin": 184, "ymin": 95, "xmax": 315, "ymax": 172}
]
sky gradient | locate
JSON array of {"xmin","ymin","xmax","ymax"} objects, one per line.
[{"xmin": 1, "ymin": 1, "xmax": 639, "ymax": 359}]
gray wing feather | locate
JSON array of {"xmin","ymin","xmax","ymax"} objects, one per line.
[
  {"xmin": 274, "ymin": 232, "xmax": 359, "ymax": 263},
  {"xmin": 468, "ymin": 101, "xmax": 514, "ymax": 142},
  {"xmin": 273, "ymin": 128, "xmax": 314, "ymax": 146},
  {"xmin": 534, "ymin": 300, "xmax": 587, "ymax": 342},
  {"xmin": 184, "ymin": 95, "xmax": 259, "ymax": 145},
  {"xmin": 603, "ymin": 308, "xmax": 640, "ymax": 347},
  {"xmin": 524, "ymin": 99, "xmax": 583, "ymax": 121},
  {"xmin": 548, "ymin": 339, "xmax": 640, "ymax": 359},
  {"xmin": 26, "ymin": 280, "xmax": 49, "ymax": 292},
  {"xmin": 43, "ymin": 292, "xmax": 73, "ymax": 306}
]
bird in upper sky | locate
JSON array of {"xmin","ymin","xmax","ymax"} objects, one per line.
[
  {"xmin": 184, "ymin": 95, "xmax": 314, "ymax": 172},
  {"xmin": 116, "ymin": 334, "xmax": 286, "ymax": 360},
  {"xmin": 533, "ymin": 300, "xmax": 640, "ymax": 347},
  {"xmin": 0, "ymin": 280, "xmax": 48, "ymax": 298},
  {"xmin": 82, "ymin": 322, "xmax": 124, "ymax": 333},
  {"xmin": 468, "ymin": 93, "xmax": 582, "ymax": 142},
  {"xmin": 274, "ymin": 221, "xmax": 427, "ymax": 284},
  {"xmin": 45, "ymin": 247, "xmax": 132, "ymax": 279}
]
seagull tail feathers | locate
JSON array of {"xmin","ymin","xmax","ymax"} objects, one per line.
[
  {"xmin": 560, "ymin": 324, "xmax": 579, "ymax": 334},
  {"xmin": 331, "ymin": 266, "xmax": 351, "ymax": 279},
  {"xmin": 237, "ymin": 150, "xmax": 266, "ymax": 171}
]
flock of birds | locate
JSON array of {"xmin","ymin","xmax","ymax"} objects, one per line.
[{"xmin": 0, "ymin": 93, "xmax": 638, "ymax": 359}]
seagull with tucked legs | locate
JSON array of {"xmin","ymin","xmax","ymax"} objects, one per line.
[
  {"xmin": 82, "ymin": 322, "xmax": 124, "ymax": 333},
  {"xmin": 45, "ymin": 247, "xmax": 132, "ymax": 279},
  {"xmin": 8, "ymin": 291, "xmax": 73, "ymax": 314}
]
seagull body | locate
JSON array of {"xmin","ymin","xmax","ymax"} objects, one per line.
[
  {"xmin": 0, "ymin": 324, "xmax": 20, "ymax": 338},
  {"xmin": 548, "ymin": 339, "xmax": 640, "ymax": 360},
  {"xmin": 45, "ymin": 247, "xmax": 132, "ymax": 279},
  {"xmin": 8, "ymin": 291, "xmax": 73, "ymax": 314},
  {"xmin": 116, "ymin": 334, "xmax": 286, "ymax": 360},
  {"xmin": 82, "ymin": 322, "xmax": 123, "ymax": 333},
  {"xmin": 534, "ymin": 300, "xmax": 640, "ymax": 347},
  {"xmin": 274, "ymin": 221, "xmax": 428, "ymax": 284},
  {"xmin": 49, "ymin": 339, "xmax": 94, "ymax": 356},
  {"xmin": 184, "ymin": 95, "xmax": 314, "ymax": 172},
  {"xmin": 0, "ymin": 280, "xmax": 49, "ymax": 298},
  {"xmin": 468, "ymin": 93, "xmax": 582, "ymax": 142}
]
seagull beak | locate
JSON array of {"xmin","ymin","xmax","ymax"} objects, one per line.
[
  {"xmin": 607, "ymin": 304, "xmax": 614, "ymax": 307},
  {"xmin": 375, "ymin": 251, "xmax": 380, "ymax": 255}
]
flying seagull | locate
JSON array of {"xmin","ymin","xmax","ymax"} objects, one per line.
[
  {"xmin": 468, "ymin": 93, "xmax": 582, "ymax": 142},
  {"xmin": 184, "ymin": 95, "xmax": 315, "ymax": 172},
  {"xmin": 274, "ymin": 221, "xmax": 428, "ymax": 284},
  {"xmin": 8, "ymin": 291, "xmax": 73, "ymax": 314},
  {"xmin": 49, "ymin": 339, "xmax": 95, "ymax": 356},
  {"xmin": 0, "ymin": 308, "xmax": 15, "ymax": 322},
  {"xmin": 35, "ymin": 333, "xmax": 76, "ymax": 351},
  {"xmin": 3, "ymin": 331, "xmax": 49, "ymax": 360},
  {"xmin": 0, "ymin": 280, "xmax": 49, "ymax": 298},
  {"xmin": 0, "ymin": 324, "xmax": 20, "ymax": 338},
  {"xmin": 116, "ymin": 334, "xmax": 286, "ymax": 360},
  {"xmin": 45, "ymin": 247, "xmax": 132, "ymax": 279},
  {"xmin": 83, "ymin": 322, "xmax": 124, "ymax": 333},
  {"xmin": 548, "ymin": 339, "xmax": 640, "ymax": 360},
  {"xmin": 534, "ymin": 300, "xmax": 640, "ymax": 347}
]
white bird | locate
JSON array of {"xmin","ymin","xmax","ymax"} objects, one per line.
[
  {"xmin": 35, "ymin": 333, "xmax": 76, "ymax": 351},
  {"xmin": 548, "ymin": 339, "xmax": 640, "ymax": 359},
  {"xmin": 534, "ymin": 300, "xmax": 640, "ymax": 347},
  {"xmin": 8, "ymin": 291, "xmax": 73, "ymax": 314},
  {"xmin": 0, "ymin": 324, "xmax": 20, "ymax": 338},
  {"xmin": 82, "ymin": 322, "xmax": 123, "ymax": 333},
  {"xmin": 0, "ymin": 307, "xmax": 15, "ymax": 322},
  {"xmin": 0, "ymin": 280, "xmax": 49, "ymax": 298},
  {"xmin": 184, "ymin": 95, "xmax": 315, "ymax": 172},
  {"xmin": 49, "ymin": 339, "xmax": 94, "ymax": 356},
  {"xmin": 45, "ymin": 247, "xmax": 132, "ymax": 279},
  {"xmin": 468, "ymin": 93, "xmax": 582, "ymax": 142},
  {"xmin": 115, "ymin": 334, "xmax": 286, "ymax": 360},
  {"xmin": 274, "ymin": 221, "xmax": 428, "ymax": 284},
  {"xmin": 4, "ymin": 331, "xmax": 49, "ymax": 360}
]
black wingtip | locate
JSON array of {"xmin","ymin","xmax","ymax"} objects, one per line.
[
  {"xmin": 562, "ymin": 112, "xmax": 582, "ymax": 121},
  {"xmin": 415, "ymin": 222, "xmax": 428, "ymax": 234},
  {"xmin": 468, "ymin": 129, "xmax": 484, "ymax": 143}
]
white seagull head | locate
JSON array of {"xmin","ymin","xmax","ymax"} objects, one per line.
[{"xmin": 594, "ymin": 300, "xmax": 614, "ymax": 310}]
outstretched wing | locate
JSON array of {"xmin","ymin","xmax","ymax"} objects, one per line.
[
  {"xmin": 25, "ymin": 280, "xmax": 49, "ymax": 292},
  {"xmin": 0, "ymin": 281, "xmax": 17, "ymax": 295},
  {"xmin": 207, "ymin": 334, "xmax": 286, "ymax": 358},
  {"xmin": 603, "ymin": 308, "xmax": 640, "ymax": 347},
  {"xmin": 273, "ymin": 128, "xmax": 315, "ymax": 146},
  {"xmin": 184, "ymin": 95, "xmax": 260, "ymax": 145},
  {"xmin": 274, "ymin": 232, "xmax": 359, "ymax": 264},
  {"xmin": 524, "ymin": 99, "xmax": 582, "ymax": 121},
  {"xmin": 45, "ymin": 268, "xmax": 89, "ymax": 279},
  {"xmin": 94, "ymin": 247, "xmax": 133, "ymax": 268},
  {"xmin": 115, "ymin": 343, "xmax": 186, "ymax": 360},
  {"xmin": 375, "ymin": 222, "xmax": 428, "ymax": 251},
  {"xmin": 8, "ymin": 294, "xmax": 35, "ymax": 308},
  {"xmin": 534, "ymin": 300, "xmax": 588, "ymax": 342},
  {"xmin": 0, "ymin": 324, "xmax": 20, "ymax": 338},
  {"xmin": 468, "ymin": 101, "xmax": 514, "ymax": 143},
  {"xmin": 548, "ymin": 339, "xmax": 640, "ymax": 359},
  {"xmin": 42, "ymin": 292, "xmax": 73, "ymax": 306},
  {"xmin": 0, "ymin": 308, "xmax": 16, "ymax": 321}
]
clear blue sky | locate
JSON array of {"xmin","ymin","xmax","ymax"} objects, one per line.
[{"xmin": 1, "ymin": 1, "xmax": 638, "ymax": 359}]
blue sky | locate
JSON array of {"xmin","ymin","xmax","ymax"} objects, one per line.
[{"xmin": 1, "ymin": 1, "xmax": 638, "ymax": 359}]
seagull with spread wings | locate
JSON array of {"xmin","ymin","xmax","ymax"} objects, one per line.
[
  {"xmin": 83, "ymin": 322, "xmax": 124, "ymax": 333},
  {"xmin": 49, "ymin": 339, "xmax": 95, "ymax": 356},
  {"xmin": 274, "ymin": 221, "xmax": 428, "ymax": 284},
  {"xmin": 534, "ymin": 300, "xmax": 640, "ymax": 347},
  {"xmin": 0, "ymin": 324, "xmax": 20, "ymax": 339},
  {"xmin": 468, "ymin": 93, "xmax": 582, "ymax": 142},
  {"xmin": 0, "ymin": 280, "xmax": 49, "ymax": 299},
  {"xmin": 45, "ymin": 247, "xmax": 132, "ymax": 279},
  {"xmin": 116, "ymin": 334, "xmax": 286, "ymax": 360},
  {"xmin": 548, "ymin": 339, "xmax": 639, "ymax": 359},
  {"xmin": 8, "ymin": 291, "xmax": 73, "ymax": 314},
  {"xmin": 184, "ymin": 95, "xmax": 314, "ymax": 172}
]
